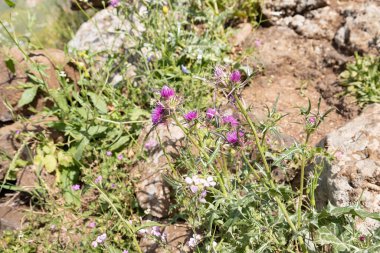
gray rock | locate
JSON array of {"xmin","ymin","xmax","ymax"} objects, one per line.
[
  {"xmin": 0, "ymin": 206, "xmax": 24, "ymax": 231},
  {"xmin": 285, "ymin": 7, "xmax": 342, "ymax": 40},
  {"xmin": 131, "ymin": 123, "xmax": 185, "ymax": 218},
  {"xmin": 334, "ymin": 3, "xmax": 380, "ymax": 54},
  {"xmin": 262, "ymin": 0, "xmax": 328, "ymax": 24},
  {"xmin": 317, "ymin": 104, "xmax": 380, "ymax": 233},
  {"xmin": 68, "ymin": 6, "xmax": 145, "ymax": 54}
]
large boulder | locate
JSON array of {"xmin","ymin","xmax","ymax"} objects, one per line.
[
  {"xmin": 316, "ymin": 104, "xmax": 380, "ymax": 233},
  {"xmin": 131, "ymin": 122, "xmax": 185, "ymax": 218},
  {"xmin": 334, "ymin": 3, "xmax": 380, "ymax": 55},
  {"xmin": 68, "ymin": 6, "xmax": 144, "ymax": 54}
]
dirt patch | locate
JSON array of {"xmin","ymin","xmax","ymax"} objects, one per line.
[{"xmin": 241, "ymin": 26, "xmax": 349, "ymax": 145}]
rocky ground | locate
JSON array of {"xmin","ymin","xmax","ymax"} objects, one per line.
[{"xmin": 0, "ymin": 0, "xmax": 379, "ymax": 250}]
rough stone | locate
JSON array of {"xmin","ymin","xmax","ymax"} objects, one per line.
[
  {"xmin": 262, "ymin": 0, "xmax": 328, "ymax": 24},
  {"xmin": 334, "ymin": 3, "xmax": 380, "ymax": 54},
  {"xmin": 139, "ymin": 223, "xmax": 192, "ymax": 253},
  {"xmin": 131, "ymin": 122, "xmax": 185, "ymax": 218},
  {"xmin": 283, "ymin": 6, "xmax": 343, "ymax": 40},
  {"xmin": 0, "ymin": 206, "xmax": 24, "ymax": 231},
  {"xmin": 68, "ymin": 6, "xmax": 145, "ymax": 54},
  {"xmin": 316, "ymin": 104, "xmax": 380, "ymax": 233}
]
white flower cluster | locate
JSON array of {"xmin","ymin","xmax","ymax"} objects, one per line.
[{"xmin": 187, "ymin": 233, "xmax": 202, "ymax": 248}]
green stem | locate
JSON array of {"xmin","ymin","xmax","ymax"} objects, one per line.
[
  {"xmin": 233, "ymin": 93, "xmax": 308, "ymax": 252},
  {"xmin": 94, "ymin": 185, "xmax": 142, "ymax": 253},
  {"xmin": 172, "ymin": 115, "xmax": 228, "ymax": 197},
  {"xmin": 297, "ymin": 156, "xmax": 306, "ymax": 228}
]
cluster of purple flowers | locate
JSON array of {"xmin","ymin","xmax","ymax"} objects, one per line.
[
  {"xmin": 109, "ymin": 0, "xmax": 120, "ymax": 7},
  {"xmin": 91, "ymin": 233, "xmax": 107, "ymax": 248},
  {"xmin": 187, "ymin": 233, "xmax": 202, "ymax": 248},
  {"xmin": 185, "ymin": 175, "xmax": 216, "ymax": 203}
]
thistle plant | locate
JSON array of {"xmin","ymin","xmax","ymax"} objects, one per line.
[{"xmin": 148, "ymin": 68, "xmax": 379, "ymax": 252}]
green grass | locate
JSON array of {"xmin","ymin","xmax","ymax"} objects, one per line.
[
  {"xmin": 1, "ymin": 1, "xmax": 379, "ymax": 252},
  {"xmin": 340, "ymin": 53, "xmax": 380, "ymax": 107}
]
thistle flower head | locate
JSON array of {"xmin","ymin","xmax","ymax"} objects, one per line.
[
  {"xmin": 151, "ymin": 104, "xmax": 165, "ymax": 124},
  {"xmin": 206, "ymin": 108, "xmax": 217, "ymax": 119},
  {"xmin": 230, "ymin": 70, "xmax": 241, "ymax": 83},
  {"xmin": 160, "ymin": 85, "xmax": 175, "ymax": 100},
  {"xmin": 308, "ymin": 116, "xmax": 316, "ymax": 124},
  {"xmin": 226, "ymin": 131, "xmax": 244, "ymax": 145},
  {"xmin": 222, "ymin": 115, "xmax": 239, "ymax": 127},
  {"xmin": 184, "ymin": 111, "xmax": 198, "ymax": 121}
]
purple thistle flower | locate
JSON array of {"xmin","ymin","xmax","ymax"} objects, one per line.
[
  {"xmin": 230, "ymin": 70, "xmax": 241, "ymax": 83},
  {"xmin": 123, "ymin": 251, "xmax": 129, "ymax": 253},
  {"xmin": 109, "ymin": 0, "xmax": 120, "ymax": 7},
  {"xmin": 222, "ymin": 115, "xmax": 239, "ymax": 127},
  {"xmin": 226, "ymin": 131, "xmax": 244, "ymax": 145},
  {"xmin": 117, "ymin": 154, "xmax": 124, "ymax": 160},
  {"xmin": 206, "ymin": 108, "xmax": 217, "ymax": 119},
  {"xmin": 308, "ymin": 116, "xmax": 316, "ymax": 124},
  {"xmin": 71, "ymin": 184, "xmax": 81, "ymax": 191},
  {"xmin": 184, "ymin": 111, "xmax": 198, "ymax": 121},
  {"xmin": 106, "ymin": 151, "xmax": 112, "ymax": 156},
  {"xmin": 151, "ymin": 104, "xmax": 165, "ymax": 125},
  {"xmin": 160, "ymin": 85, "xmax": 175, "ymax": 100},
  {"xmin": 359, "ymin": 235, "xmax": 366, "ymax": 242},
  {"xmin": 181, "ymin": 65, "xmax": 190, "ymax": 74}
]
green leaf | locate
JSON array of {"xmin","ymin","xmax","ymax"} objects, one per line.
[
  {"xmin": 88, "ymin": 92, "xmax": 108, "ymax": 114},
  {"xmin": 109, "ymin": 136, "xmax": 129, "ymax": 151},
  {"xmin": 86, "ymin": 125, "xmax": 108, "ymax": 136},
  {"xmin": 128, "ymin": 107, "xmax": 149, "ymax": 121},
  {"xmin": 50, "ymin": 90, "xmax": 69, "ymax": 113},
  {"xmin": 43, "ymin": 155, "xmax": 58, "ymax": 173},
  {"xmin": 5, "ymin": 58, "xmax": 15, "ymax": 73},
  {"xmin": 17, "ymin": 86, "xmax": 38, "ymax": 107},
  {"xmin": 4, "ymin": 0, "xmax": 15, "ymax": 8},
  {"xmin": 74, "ymin": 137, "xmax": 89, "ymax": 161},
  {"xmin": 315, "ymin": 226, "xmax": 349, "ymax": 251},
  {"xmin": 57, "ymin": 151, "xmax": 74, "ymax": 167}
]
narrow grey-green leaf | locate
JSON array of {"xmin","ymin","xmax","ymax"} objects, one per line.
[
  {"xmin": 17, "ymin": 86, "xmax": 38, "ymax": 107},
  {"xmin": 88, "ymin": 92, "xmax": 108, "ymax": 114}
]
